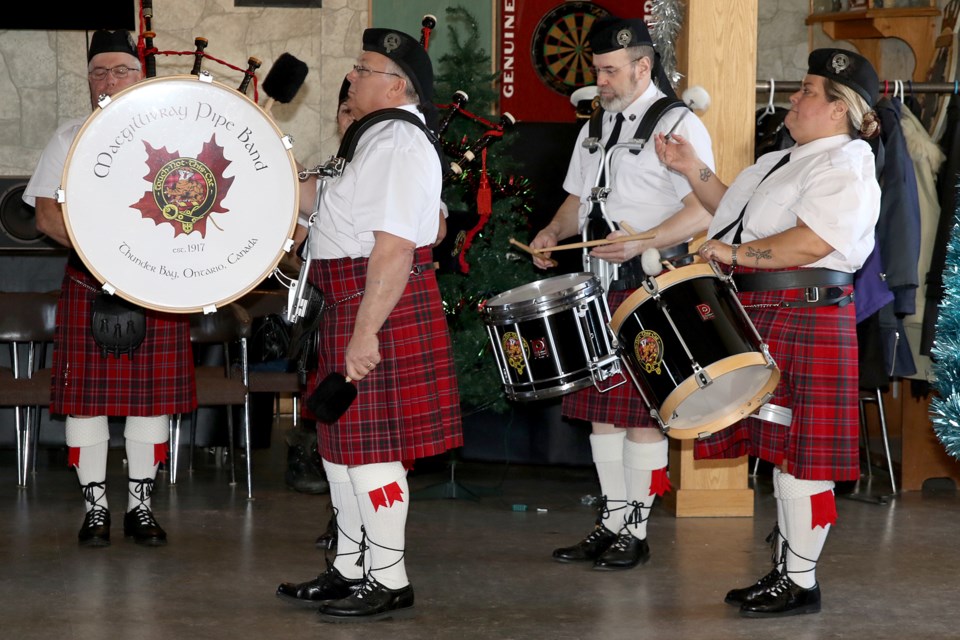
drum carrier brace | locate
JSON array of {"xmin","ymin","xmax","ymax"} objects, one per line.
[
  {"xmin": 281, "ymin": 108, "xmax": 443, "ymax": 323},
  {"xmin": 582, "ymin": 97, "xmax": 686, "ymax": 292}
]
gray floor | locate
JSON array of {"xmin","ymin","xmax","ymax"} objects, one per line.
[{"xmin": 2, "ymin": 416, "xmax": 959, "ymax": 640}]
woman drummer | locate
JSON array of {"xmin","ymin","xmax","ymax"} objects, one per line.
[{"xmin": 654, "ymin": 48, "xmax": 881, "ymax": 617}]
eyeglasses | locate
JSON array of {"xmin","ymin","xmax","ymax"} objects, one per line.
[
  {"xmin": 88, "ymin": 65, "xmax": 141, "ymax": 81},
  {"xmin": 352, "ymin": 64, "xmax": 402, "ymax": 79},
  {"xmin": 591, "ymin": 58, "xmax": 641, "ymax": 79}
]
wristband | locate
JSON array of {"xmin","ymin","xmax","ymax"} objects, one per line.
[{"xmin": 731, "ymin": 244, "xmax": 739, "ymax": 268}]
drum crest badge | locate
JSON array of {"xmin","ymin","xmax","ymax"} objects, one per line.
[
  {"xmin": 696, "ymin": 303, "xmax": 715, "ymax": 321},
  {"xmin": 132, "ymin": 134, "xmax": 235, "ymax": 237},
  {"xmin": 633, "ymin": 330, "xmax": 663, "ymax": 375},
  {"xmin": 502, "ymin": 331, "xmax": 530, "ymax": 375}
]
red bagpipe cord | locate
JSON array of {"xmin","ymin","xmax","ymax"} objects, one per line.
[
  {"xmin": 810, "ymin": 489, "xmax": 838, "ymax": 529},
  {"xmin": 650, "ymin": 467, "xmax": 672, "ymax": 496},
  {"xmin": 368, "ymin": 481, "xmax": 405, "ymax": 511},
  {"xmin": 458, "ymin": 147, "xmax": 493, "ymax": 273}
]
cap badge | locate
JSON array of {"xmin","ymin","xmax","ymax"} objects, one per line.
[
  {"xmin": 830, "ymin": 53, "xmax": 849, "ymax": 74},
  {"xmin": 616, "ymin": 28, "xmax": 632, "ymax": 47},
  {"xmin": 383, "ymin": 32, "xmax": 401, "ymax": 53}
]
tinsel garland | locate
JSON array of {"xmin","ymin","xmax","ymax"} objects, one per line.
[
  {"xmin": 648, "ymin": 0, "xmax": 685, "ymax": 88},
  {"xmin": 931, "ymin": 204, "xmax": 960, "ymax": 458}
]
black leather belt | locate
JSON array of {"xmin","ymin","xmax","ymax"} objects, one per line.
[
  {"xmin": 733, "ymin": 268, "xmax": 854, "ymax": 308},
  {"xmin": 608, "ymin": 243, "xmax": 690, "ymax": 291}
]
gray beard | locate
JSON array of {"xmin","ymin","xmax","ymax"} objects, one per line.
[{"xmin": 599, "ymin": 94, "xmax": 632, "ymax": 112}]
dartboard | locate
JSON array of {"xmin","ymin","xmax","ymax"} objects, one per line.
[{"xmin": 531, "ymin": 1, "xmax": 610, "ymax": 96}]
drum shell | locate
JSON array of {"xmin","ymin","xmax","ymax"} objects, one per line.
[{"xmin": 610, "ymin": 264, "xmax": 779, "ymax": 438}]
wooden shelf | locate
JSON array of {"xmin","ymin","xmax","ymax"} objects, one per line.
[{"xmin": 806, "ymin": 6, "xmax": 941, "ymax": 81}]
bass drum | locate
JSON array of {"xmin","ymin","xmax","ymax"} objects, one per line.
[{"xmin": 61, "ymin": 74, "xmax": 299, "ymax": 313}]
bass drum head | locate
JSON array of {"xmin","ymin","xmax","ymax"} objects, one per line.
[{"xmin": 61, "ymin": 75, "xmax": 299, "ymax": 313}]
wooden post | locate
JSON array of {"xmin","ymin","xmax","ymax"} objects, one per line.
[{"xmin": 663, "ymin": 0, "xmax": 760, "ymax": 517}]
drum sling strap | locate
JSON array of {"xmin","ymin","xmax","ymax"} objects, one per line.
[
  {"xmin": 586, "ymin": 98, "xmax": 688, "ymax": 290},
  {"xmin": 337, "ymin": 107, "xmax": 444, "ymax": 167}
]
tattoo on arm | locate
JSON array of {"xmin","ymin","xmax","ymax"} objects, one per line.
[
  {"xmin": 745, "ymin": 246, "xmax": 772, "ymax": 266},
  {"xmin": 698, "ymin": 166, "xmax": 713, "ymax": 182}
]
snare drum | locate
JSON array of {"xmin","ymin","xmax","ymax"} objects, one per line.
[
  {"xmin": 609, "ymin": 264, "xmax": 779, "ymax": 439},
  {"xmin": 60, "ymin": 75, "xmax": 299, "ymax": 313},
  {"xmin": 482, "ymin": 273, "xmax": 623, "ymax": 401}
]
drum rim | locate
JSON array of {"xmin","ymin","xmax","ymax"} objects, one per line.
[
  {"xmin": 657, "ymin": 354, "xmax": 781, "ymax": 440},
  {"xmin": 609, "ymin": 263, "xmax": 717, "ymax": 332},
  {"xmin": 482, "ymin": 272, "xmax": 600, "ymax": 320},
  {"xmin": 60, "ymin": 74, "xmax": 300, "ymax": 313}
]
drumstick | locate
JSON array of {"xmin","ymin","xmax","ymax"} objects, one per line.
[
  {"xmin": 537, "ymin": 232, "xmax": 656, "ymax": 253},
  {"xmin": 509, "ymin": 237, "xmax": 558, "ymax": 268},
  {"xmin": 620, "ymin": 221, "xmax": 638, "ymax": 234}
]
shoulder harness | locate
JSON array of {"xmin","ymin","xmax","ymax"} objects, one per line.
[{"xmin": 587, "ymin": 96, "xmax": 686, "ymax": 155}]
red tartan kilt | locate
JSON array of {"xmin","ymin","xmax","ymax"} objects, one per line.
[
  {"xmin": 693, "ymin": 269, "xmax": 860, "ymax": 481},
  {"xmin": 306, "ymin": 247, "xmax": 463, "ymax": 465},
  {"xmin": 562, "ymin": 287, "xmax": 656, "ymax": 428},
  {"xmin": 51, "ymin": 264, "xmax": 197, "ymax": 416}
]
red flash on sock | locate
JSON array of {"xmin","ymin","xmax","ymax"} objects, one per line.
[
  {"xmin": 368, "ymin": 481, "xmax": 405, "ymax": 511},
  {"xmin": 154, "ymin": 443, "xmax": 169, "ymax": 466},
  {"xmin": 67, "ymin": 447, "xmax": 80, "ymax": 468},
  {"xmin": 650, "ymin": 467, "xmax": 672, "ymax": 496},
  {"xmin": 810, "ymin": 490, "xmax": 838, "ymax": 529}
]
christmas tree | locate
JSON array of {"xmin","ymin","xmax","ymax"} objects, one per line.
[
  {"xmin": 432, "ymin": 5, "xmax": 539, "ymax": 413},
  {"xmin": 931, "ymin": 206, "xmax": 960, "ymax": 458}
]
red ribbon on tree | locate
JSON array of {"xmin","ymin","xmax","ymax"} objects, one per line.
[{"xmin": 458, "ymin": 147, "xmax": 494, "ymax": 273}]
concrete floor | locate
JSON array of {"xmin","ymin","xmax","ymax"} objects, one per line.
[{"xmin": 1, "ymin": 417, "xmax": 958, "ymax": 640}]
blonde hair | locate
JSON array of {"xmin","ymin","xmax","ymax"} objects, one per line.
[{"xmin": 823, "ymin": 79, "xmax": 880, "ymax": 140}]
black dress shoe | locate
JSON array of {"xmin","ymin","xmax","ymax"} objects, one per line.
[
  {"xmin": 316, "ymin": 578, "xmax": 414, "ymax": 623},
  {"xmin": 739, "ymin": 575, "xmax": 821, "ymax": 618},
  {"xmin": 78, "ymin": 506, "xmax": 111, "ymax": 547},
  {"xmin": 276, "ymin": 566, "xmax": 363, "ymax": 606},
  {"xmin": 724, "ymin": 568, "xmax": 781, "ymax": 606},
  {"xmin": 552, "ymin": 524, "xmax": 617, "ymax": 563},
  {"xmin": 593, "ymin": 533, "xmax": 650, "ymax": 570},
  {"xmin": 123, "ymin": 505, "xmax": 167, "ymax": 546}
]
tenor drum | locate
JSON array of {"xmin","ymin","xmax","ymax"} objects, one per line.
[
  {"xmin": 609, "ymin": 264, "xmax": 779, "ymax": 439},
  {"xmin": 482, "ymin": 273, "xmax": 622, "ymax": 401},
  {"xmin": 60, "ymin": 75, "xmax": 299, "ymax": 313}
]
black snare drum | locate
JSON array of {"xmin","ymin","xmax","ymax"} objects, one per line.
[{"xmin": 482, "ymin": 273, "xmax": 623, "ymax": 401}]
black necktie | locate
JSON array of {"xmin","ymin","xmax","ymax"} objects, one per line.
[
  {"xmin": 713, "ymin": 152, "xmax": 791, "ymax": 243},
  {"xmin": 589, "ymin": 113, "xmax": 625, "ymax": 224}
]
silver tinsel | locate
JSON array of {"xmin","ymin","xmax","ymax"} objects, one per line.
[
  {"xmin": 648, "ymin": 0, "xmax": 685, "ymax": 89},
  {"xmin": 932, "ymin": 218, "xmax": 960, "ymax": 460}
]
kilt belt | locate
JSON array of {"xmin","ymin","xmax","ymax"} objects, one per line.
[{"xmin": 733, "ymin": 268, "xmax": 854, "ymax": 309}]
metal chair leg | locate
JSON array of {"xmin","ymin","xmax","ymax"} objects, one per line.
[
  {"xmin": 873, "ymin": 387, "xmax": 897, "ymax": 494},
  {"xmin": 859, "ymin": 396, "xmax": 874, "ymax": 479}
]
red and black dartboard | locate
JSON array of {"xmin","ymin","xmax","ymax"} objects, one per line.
[{"xmin": 530, "ymin": 2, "xmax": 610, "ymax": 95}]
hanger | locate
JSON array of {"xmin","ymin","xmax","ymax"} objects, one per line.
[{"xmin": 757, "ymin": 78, "xmax": 776, "ymax": 123}]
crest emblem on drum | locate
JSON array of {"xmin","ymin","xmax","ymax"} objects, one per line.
[
  {"xmin": 696, "ymin": 303, "xmax": 715, "ymax": 321},
  {"xmin": 633, "ymin": 330, "xmax": 663, "ymax": 375},
  {"xmin": 502, "ymin": 331, "xmax": 530, "ymax": 376},
  {"xmin": 132, "ymin": 135, "xmax": 235, "ymax": 237}
]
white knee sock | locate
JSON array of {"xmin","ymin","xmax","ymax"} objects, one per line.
[
  {"xmin": 622, "ymin": 438, "xmax": 668, "ymax": 540},
  {"xmin": 66, "ymin": 416, "xmax": 110, "ymax": 511},
  {"xmin": 777, "ymin": 471, "xmax": 835, "ymax": 589},
  {"xmin": 589, "ymin": 431, "xmax": 627, "ymax": 532},
  {"xmin": 772, "ymin": 467, "xmax": 786, "ymax": 567},
  {"xmin": 124, "ymin": 416, "xmax": 169, "ymax": 511},
  {"xmin": 348, "ymin": 462, "xmax": 409, "ymax": 590},
  {"xmin": 323, "ymin": 458, "xmax": 366, "ymax": 580}
]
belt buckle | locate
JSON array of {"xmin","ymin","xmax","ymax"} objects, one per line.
[{"xmin": 805, "ymin": 286, "xmax": 820, "ymax": 304}]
